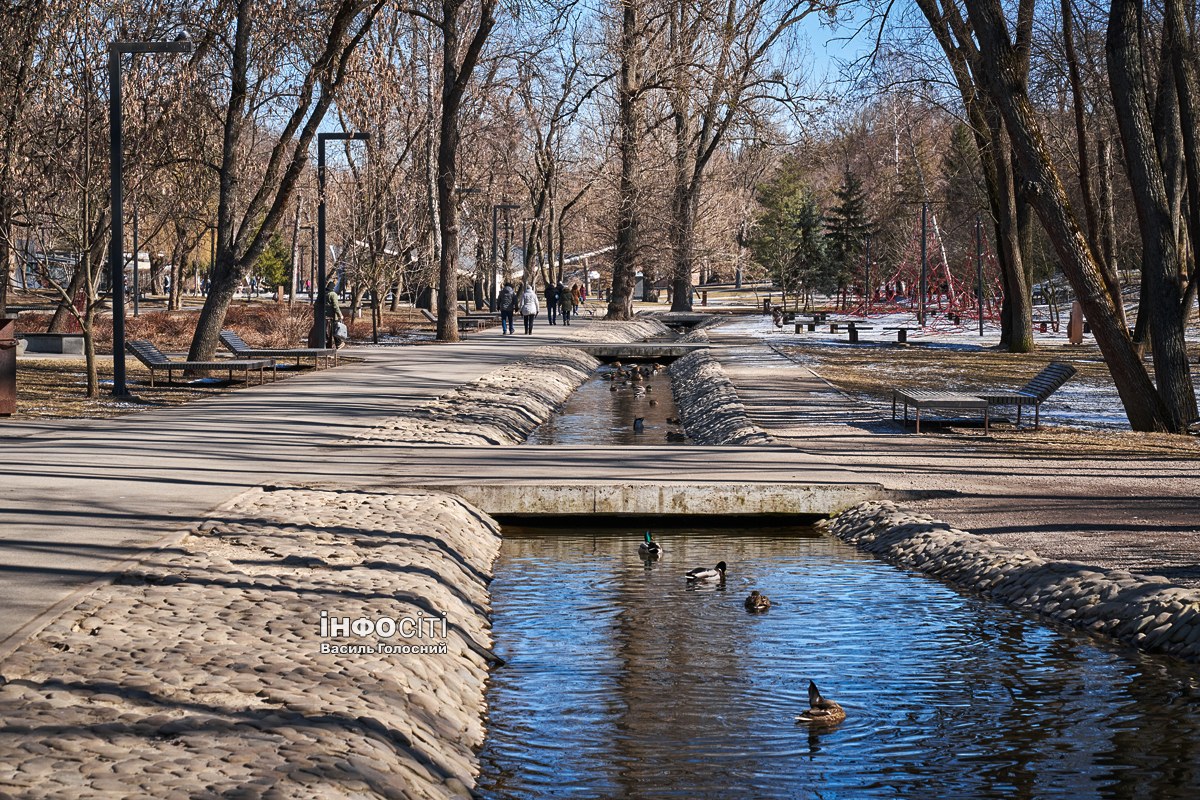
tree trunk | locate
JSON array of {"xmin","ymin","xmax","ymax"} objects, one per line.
[
  {"xmin": 1108, "ymin": 0, "xmax": 1197, "ymax": 430},
  {"xmin": 964, "ymin": 0, "xmax": 1172, "ymax": 431},
  {"xmin": 670, "ymin": 183, "xmax": 699, "ymax": 312},
  {"xmin": 607, "ymin": 0, "xmax": 640, "ymax": 321}
]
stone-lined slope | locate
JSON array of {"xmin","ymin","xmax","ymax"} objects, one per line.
[
  {"xmin": 823, "ymin": 501, "xmax": 1200, "ymax": 662},
  {"xmin": 669, "ymin": 343, "xmax": 773, "ymax": 446},
  {"xmin": 0, "ymin": 488, "xmax": 501, "ymax": 799}
]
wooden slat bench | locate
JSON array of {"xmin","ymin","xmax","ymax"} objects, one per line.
[
  {"xmin": 892, "ymin": 389, "xmax": 990, "ymax": 434},
  {"xmin": 127, "ymin": 340, "xmax": 274, "ymax": 387},
  {"xmin": 978, "ymin": 362, "xmax": 1077, "ymax": 429},
  {"xmin": 220, "ymin": 330, "xmax": 337, "ymax": 368}
]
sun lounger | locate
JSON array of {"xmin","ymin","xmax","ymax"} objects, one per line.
[
  {"xmin": 126, "ymin": 339, "xmax": 274, "ymax": 387},
  {"xmin": 977, "ymin": 362, "xmax": 1078, "ymax": 429},
  {"xmin": 220, "ymin": 330, "xmax": 337, "ymax": 368}
]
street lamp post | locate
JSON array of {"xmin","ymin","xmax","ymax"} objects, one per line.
[
  {"xmin": 109, "ymin": 37, "xmax": 191, "ymax": 396},
  {"xmin": 316, "ymin": 131, "xmax": 369, "ymax": 348}
]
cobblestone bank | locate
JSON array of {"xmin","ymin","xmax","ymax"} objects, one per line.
[
  {"xmin": 669, "ymin": 348, "xmax": 773, "ymax": 446},
  {"xmin": 0, "ymin": 488, "xmax": 501, "ymax": 799},
  {"xmin": 822, "ymin": 501, "xmax": 1200, "ymax": 663},
  {"xmin": 355, "ymin": 346, "xmax": 600, "ymax": 445}
]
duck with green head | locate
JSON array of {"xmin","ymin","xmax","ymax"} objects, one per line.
[{"xmin": 638, "ymin": 531, "xmax": 663, "ymax": 558}]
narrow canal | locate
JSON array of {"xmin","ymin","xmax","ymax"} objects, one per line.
[
  {"xmin": 526, "ymin": 363, "xmax": 689, "ymax": 446},
  {"xmin": 477, "ymin": 524, "xmax": 1200, "ymax": 799}
]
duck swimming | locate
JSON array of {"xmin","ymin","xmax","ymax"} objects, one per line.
[
  {"xmin": 638, "ymin": 531, "xmax": 663, "ymax": 557},
  {"xmin": 795, "ymin": 681, "xmax": 846, "ymax": 727},
  {"xmin": 744, "ymin": 590, "xmax": 771, "ymax": 612},
  {"xmin": 685, "ymin": 561, "xmax": 726, "ymax": 583}
]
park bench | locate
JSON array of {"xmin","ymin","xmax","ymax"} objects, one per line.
[
  {"xmin": 892, "ymin": 388, "xmax": 990, "ymax": 434},
  {"xmin": 847, "ymin": 322, "xmax": 874, "ymax": 343},
  {"xmin": 126, "ymin": 339, "xmax": 274, "ymax": 387},
  {"xmin": 884, "ymin": 327, "xmax": 914, "ymax": 344},
  {"xmin": 977, "ymin": 361, "xmax": 1078, "ymax": 429},
  {"xmin": 420, "ymin": 308, "xmax": 496, "ymax": 332},
  {"xmin": 220, "ymin": 330, "xmax": 337, "ymax": 368}
]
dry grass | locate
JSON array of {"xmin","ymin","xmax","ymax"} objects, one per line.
[
  {"xmin": 781, "ymin": 339, "xmax": 1200, "ymax": 459},
  {"xmin": 12, "ymin": 300, "xmax": 430, "ymax": 354},
  {"xmin": 12, "ymin": 359, "xmax": 237, "ymax": 419}
]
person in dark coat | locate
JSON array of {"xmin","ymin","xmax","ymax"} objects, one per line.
[
  {"xmin": 558, "ymin": 281, "xmax": 572, "ymax": 326},
  {"xmin": 545, "ymin": 282, "xmax": 559, "ymax": 325},
  {"xmin": 497, "ymin": 282, "xmax": 516, "ymax": 335}
]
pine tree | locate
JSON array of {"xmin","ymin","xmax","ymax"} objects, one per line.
[
  {"xmin": 749, "ymin": 158, "xmax": 828, "ymax": 303},
  {"xmin": 823, "ymin": 168, "xmax": 872, "ymax": 296}
]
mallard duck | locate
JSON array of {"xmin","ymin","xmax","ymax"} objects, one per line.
[
  {"xmin": 638, "ymin": 531, "xmax": 663, "ymax": 557},
  {"xmin": 666, "ymin": 430, "xmax": 686, "ymax": 442},
  {"xmin": 744, "ymin": 590, "xmax": 771, "ymax": 612},
  {"xmin": 666, "ymin": 416, "xmax": 681, "ymax": 425},
  {"xmin": 795, "ymin": 681, "xmax": 846, "ymax": 726},
  {"xmin": 685, "ymin": 561, "xmax": 726, "ymax": 583},
  {"xmin": 610, "ymin": 383, "xmax": 619, "ymax": 392},
  {"xmin": 648, "ymin": 398, "xmax": 659, "ymax": 406}
]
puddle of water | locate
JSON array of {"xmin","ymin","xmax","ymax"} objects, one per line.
[
  {"xmin": 527, "ymin": 365, "xmax": 690, "ymax": 446},
  {"xmin": 478, "ymin": 525, "xmax": 1200, "ymax": 799}
]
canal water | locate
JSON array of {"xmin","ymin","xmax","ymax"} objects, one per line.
[
  {"xmin": 527, "ymin": 364, "xmax": 689, "ymax": 446},
  {"xmin": 477, "ymin": 525, "xmax": 1200, "ymax": 799}
]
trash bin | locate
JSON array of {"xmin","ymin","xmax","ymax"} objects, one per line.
[{"xmin": 0, "ymin": 314, "xmax": 18, "ymax": 416}]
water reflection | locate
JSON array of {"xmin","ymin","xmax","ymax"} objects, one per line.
[
  {"xmin": 478, "ymin": 526, "xmax": 1200, "ymax": 799},
  {"xmin": 526, "ymin": 366, "xmax": 689, "ymax": 446}
]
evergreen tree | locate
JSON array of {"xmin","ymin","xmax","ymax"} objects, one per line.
[
  {"xmin": 253, "ymin": 231, "xmax": 292, "ymax": 290},
  {"xmin": 749, "ymin": 158, "xmax": 828, "ymax": 302},
  {"xmin": 823, "ymin": 168, "xmax": 872, "ymax": 295}
]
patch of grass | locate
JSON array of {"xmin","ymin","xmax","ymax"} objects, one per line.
[{"xmin": 13, "ymin": 358, "xmax": 237, "ymax": 419}]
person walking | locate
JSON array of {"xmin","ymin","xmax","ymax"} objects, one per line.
[
  {"xmin": 324, "ymin": 277, "xmax": 345, "ymax": 348},
  {"xmin": 519, "ymin": 283, "xmax": 539, "ymax": 335},
  {"xmin": 559, "ymin": 282, "xmax": 572, "ymax": 326},
  {"xmin": 497, "ymin": 282, "xmax": 516, "ymax": 335},
  {"xmin": 570, "ymin": 283, "xmax": 581, "ymax": 314},
  {"xmin": 544, "ymin": 282, "xmax": 559, "ymax": 325}
]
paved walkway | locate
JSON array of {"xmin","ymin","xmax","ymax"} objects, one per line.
[
  {"xmin": 1, "ymin": 319, "xmax": 878, "ymax": 658},
  {"xmin": 707, "ymin": 328, "xmax": 1200, "ymax": 586},
  {"xmin": 0, "ymin": 323, "xmax": 586, "ymax": 652}
]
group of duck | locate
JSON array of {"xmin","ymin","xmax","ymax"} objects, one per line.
[
  {"xmin": 605, "ymin": 362, "xmax": 663, "ymax": 403},
  {"xmin": 605, "ymin": 362, "xmax": 688, "ymax": 441},
  {"xmin": 637, "ymin": 531, "xmax": 847, "ymax": 727}
]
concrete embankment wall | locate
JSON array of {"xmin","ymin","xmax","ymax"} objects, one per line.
[
  {"xmin": 823, "ymin": 501, "xmax": 1200, "ymax": 663},
  {"xmin": 668, "ymin": 339, "xmax": 772, "ymax": 446},
  {"xmin": 0, "ymin": 488, "xmax": 501, "ymax": 799}
]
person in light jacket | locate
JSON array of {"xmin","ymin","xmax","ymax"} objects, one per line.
[{"xmin": 519, "ymin": 283, "xmax": 540, "ymax": 335}]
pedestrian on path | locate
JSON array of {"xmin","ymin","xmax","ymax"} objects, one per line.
[
  {"xmin": 519, "ymin": 283, "xmax": 539, "ymax": 334},
  {"xmin": 545, "ymin": 282, "xmax": 559, "ymax": 325},
  {"xmin": 570, "ymin": 283, "xmax": 581, "ymax": 313},
  {"xmin": 324, "ymin": 277, "xmax": 345, "ymax": 348},
  {"xmin": 498, "ymin": 282, "xmax": 516, "ymax": 335},
  {"xmin": 559, "ymin": 283, "xmax": 572, "ymax": 326}
]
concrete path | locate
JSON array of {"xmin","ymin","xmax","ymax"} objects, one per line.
[
  {"xmin": 1, "ymin": 319, "xmax": 878, "ymax": 657},
  {"xmin": 707, "ymin": 328, "xmax": 1200, "ymax": 586},
  {"xmin": 0, "ymin": 325, "xmax": 581, "ymax": 652}
]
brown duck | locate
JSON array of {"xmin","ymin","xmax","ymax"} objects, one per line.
[{"xmin": 795, "ymin": 681, "xmax": 846, "ymax": 727}]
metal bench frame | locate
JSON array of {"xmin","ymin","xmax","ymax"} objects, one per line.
[
  {"xmin": 892, "ymin": 389, "xmax": 990, "ymax": 434},
  {"xmin": 977, "ymin": 362, "xmax": 1078, "ymax": 429},
  {"xmin": 126, "ymin": 340, "xmax": 274, "ymax": 387},
  {"xmin": 220, "ymin": 330, "xmax": 337, "ymax": 368}
]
